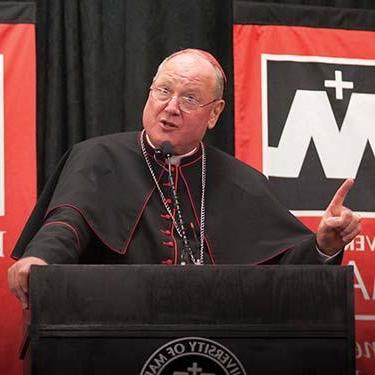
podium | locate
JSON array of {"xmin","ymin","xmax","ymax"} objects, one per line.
[{"xmin": 22, "ymin": 265, "xmax": 354, "ymax": 374}]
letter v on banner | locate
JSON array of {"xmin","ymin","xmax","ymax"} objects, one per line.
[{"xmin": 233, "ymin": 2, "xmax": 375, "ymax": 375}]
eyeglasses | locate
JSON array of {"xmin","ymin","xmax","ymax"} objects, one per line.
[{"xmin": 149, "ymin": 87, "xmax": 220, "ymax": 113}]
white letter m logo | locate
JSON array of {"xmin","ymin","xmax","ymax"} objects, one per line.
[
  {"xmin": 261, "ymin": 54, "xmax": 375, "ymax": 216},
  {"xmin": 265, "ymin": 90, "xmax": 375, "ymax": 179}
]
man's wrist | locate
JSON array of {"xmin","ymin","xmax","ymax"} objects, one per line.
[{"xmin": 315, "ymin": 242, "xmax": 342, "ymax": 262}]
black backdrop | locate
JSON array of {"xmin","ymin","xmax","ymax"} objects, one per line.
[{"xmin": 3, "ymin": 0, "xmax": 375, "ymax": 192}]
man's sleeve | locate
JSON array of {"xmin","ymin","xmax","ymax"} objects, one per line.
[
  {"xmin": 11, "ymin": 149, "xmax": 72, "ymax": 259},
  {"xmin": 22, "ymin": 206, "xmax": 92, "ymax": 264},
  {"xmin": 274, "ymin": 235, "xmax": 343, "ymax": 265}
]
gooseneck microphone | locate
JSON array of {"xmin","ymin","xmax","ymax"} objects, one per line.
[
  {"xmin": 159, "ymin": 141, "xmax": 193, "ymax": 265},
  {"xmin": 160, "ymin": 141, "xmax": 174, "ymax": 159}
]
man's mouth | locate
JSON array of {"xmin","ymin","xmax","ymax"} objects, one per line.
[{"xmin": 160, "ymin": 119, "xmax": 178, "ymax": 129}]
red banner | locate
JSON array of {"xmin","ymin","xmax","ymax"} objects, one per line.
[
  {"xmin": 0, "ymin": 15, "xmax": 36, "ymax": 375},
  {"xmin": 234, "ymin": 23, "xmax": 375, "ymax": 375}
]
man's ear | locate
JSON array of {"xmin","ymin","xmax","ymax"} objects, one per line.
[{"xmin": 208, "ymin": 100, "xmax": 225, "ymax": 130}]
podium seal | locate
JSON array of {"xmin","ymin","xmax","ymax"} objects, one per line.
[{"xmin": 140, "ymin": 336, "xmax": 246, "ymax": 375}]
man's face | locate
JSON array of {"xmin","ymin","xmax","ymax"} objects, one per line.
[{"xmin": 142, "ymin": 53, "xmax": 225, "ymax": 155}]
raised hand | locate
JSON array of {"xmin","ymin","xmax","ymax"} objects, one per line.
[{"xmin": 316, "ymin": 179, "xmax": 361, "ymax": 256}]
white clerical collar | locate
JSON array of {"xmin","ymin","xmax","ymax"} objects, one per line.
[{"xmin": 145, "ymin": 134, "xmax": 198, "ymax": 165}]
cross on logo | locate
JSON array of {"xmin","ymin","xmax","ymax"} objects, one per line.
[
  {"xmin": 324, "ymin": 70, "xmax": 353, "ymax": 100},
  {"xmin": 173, "ymin": 361, "xmax": 215, "ymax": 375}
]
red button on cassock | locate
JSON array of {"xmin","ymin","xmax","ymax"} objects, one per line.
[
  {"xmin": 160, "ymin": 213, "xmax": 171, "ymax": 220},
  {"xmin": 162, "ymin": 241, "xmax": 174, "ymax": 248}
]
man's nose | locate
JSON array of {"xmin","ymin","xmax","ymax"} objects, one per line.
[{"xmin": 164, "ymin": 96, "xmax": 181, "ymax": 114}]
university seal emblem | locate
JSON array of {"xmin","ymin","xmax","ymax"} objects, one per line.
[{"xmin": 140, "ymin": 337, "xmax": 246, "ymax": 375}]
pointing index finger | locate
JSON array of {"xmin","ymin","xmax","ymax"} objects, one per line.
[{"xmin": 327, "ymin": 179, "xmax": 354, "ymax": 212}]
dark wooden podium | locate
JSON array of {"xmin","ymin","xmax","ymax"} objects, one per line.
[{"xmin": 21, "ymin": 265, "xmax": 354, "ymax": 374}]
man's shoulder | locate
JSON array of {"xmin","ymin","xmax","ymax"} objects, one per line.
[
  {"xmin": 74, "ymin": 131, "xmax": 139, "ymax": 151},
  {"xmin": 206, "ymin": 144, "xmax": 267, "ymax": 183},
  {"xmin": 64, "ymin": 131, "xmax": 141, "ymax": 169}
]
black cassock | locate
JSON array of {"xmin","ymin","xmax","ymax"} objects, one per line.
[{"xmin": 12, "ymin": 132, "xmax": 339, "ymax": 265}]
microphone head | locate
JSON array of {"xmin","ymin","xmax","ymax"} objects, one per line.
[{"xmin": 160, "ymin": 141, "xmax": 174, "ymax": 158}]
